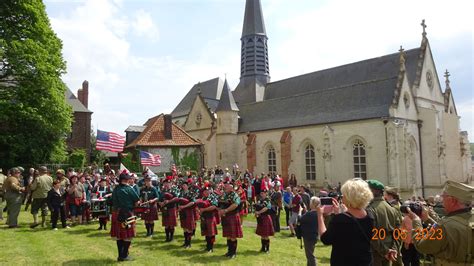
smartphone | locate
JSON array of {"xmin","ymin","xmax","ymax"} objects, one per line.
[{"xmin": 320, "ymin": 197, "xmax": 333, "ymax": 206}]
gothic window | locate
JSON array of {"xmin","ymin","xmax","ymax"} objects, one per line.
[
  {"xmin": 305, "ymin": 144, "xmax": 316, "ymax": 180},
  {"xmin": 267, "ymin": 146, "xmax": 276, "ymax": 174},
  {"xmin": 353, "ymin": 140, "xmax": 367, "ymax": 180}
]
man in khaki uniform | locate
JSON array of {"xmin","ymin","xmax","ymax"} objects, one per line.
[
  {"xmin": 55, "ymin": 169, "xmax": 69, "ymax": 190},
  {"xmin": 367, "ymin": 179, "xmax": 403, "ymax": 266},
  {"xmin": 4, "ymin": 168, "xmax": 25, "ymax": 227},
  {"xmin": 0, "ymin": 169, "xmax": 6, "ymax": 220},
  {"xmin": 30, "ymin": 166, "xmax": 53, "ymax": 228},
  {"xmin": 408, "ymin": 180, "xmax": 473, "ymax": 266}
]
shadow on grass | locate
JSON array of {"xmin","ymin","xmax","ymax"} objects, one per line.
[
  {"xmin": 63, "ymin": 228, "xmax": 96, "ymax": 235},
  {"xmin": 62, "ymin": 258, "xmax": 116, "ymax": 265}
]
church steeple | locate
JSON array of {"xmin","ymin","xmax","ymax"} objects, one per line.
[
  {"xmin": 216, "ymin": 79, "xmax": 239, "ymax": 112},
  {"xmin": 233, "ymin": 0, "xmax": 270, "ymax": 104}
]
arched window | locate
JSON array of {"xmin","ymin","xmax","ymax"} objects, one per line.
[
  {"xmin": 353, "ymin": 140, "xmax": 367, "ymax": 179},
  {"xmin": 267, "ymin": 146, "xmax": 276, "ymax": 174},
  {"xmin": 305, "ymin": 144, "xmax": 316, "ymax": 180}
]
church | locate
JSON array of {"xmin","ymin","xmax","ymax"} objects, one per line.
[{"xmin": 169, "ymin": 0, "xmax": 472, "ymax": 197}]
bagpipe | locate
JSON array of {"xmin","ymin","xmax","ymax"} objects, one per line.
[
  {"xmin": 118, "ymin": 209, "xmax": 139, "ymax": 229},
  {"xmin": 254, "ymin": 200, "xmax": 269, "ymax": 221}
]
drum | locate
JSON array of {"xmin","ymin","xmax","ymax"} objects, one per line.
[
  {"xmin": 134, "ymin": 206, "xmax": 149, "ymax": 218},
  {"xmin": 91, "ymin": 198, "xmax": 108, "ymax": 218}
]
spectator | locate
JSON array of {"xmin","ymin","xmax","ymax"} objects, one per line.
[
  {"xmin": 253, "ymin": 175, "xmax": 262, "ymax": 196},
  {"xmin": 283, "ymin": 186, "xmax": 293, "ymax": 227},
  {"xmin": 80, "ymin": 174, "xmax": 92, "ymax": 224},
  {"xmin": 289, "ymin": 174, "xmax": 297, "ymax": 188},
  {"xmin": 400, "ymin": 201, "xmax": 420, "ymax": 266},
  {"xmin": 318, "ymin": 178, "xmax": 374, "ymax": 266},
  {"xmin": 299, "ymin": 186, "xmax": 311, "ymax": 212},
  {"xmin": 56, "ymin": 169, "xmax": 70, "ymax": 190},
  {"xmin": 0, "ymin": 168, "xmax": 7, "ymax": 220},
  {"xmin": 300, "ymin": 196, "xmax": 320, "ymax": 266},
  {"xmin": 288, "ymin": 187, "xmax": 301, "ymax": 237},
  {"xmin": 4, "ymin": 168, "xmax": 25, "ymax": 228},
  {"xmin": 68, "ymin": 174, "xmax": 86, "ymax": 225},
  {"xmin": 47, "ymin": 179, "xmax": 69, "ymax": 230},
  {"xmin": 30, "ymin": 166, "xmax": 53, "ymax": 228}
]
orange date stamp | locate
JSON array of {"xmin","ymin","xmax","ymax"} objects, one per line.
[{"xmin": 371, "ymin": 227, "xmax": 444, "ymax": 241}]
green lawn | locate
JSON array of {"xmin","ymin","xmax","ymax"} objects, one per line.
[{"xmin": 0, "ymin": 210, "xmax": 332, "ymax": 265}]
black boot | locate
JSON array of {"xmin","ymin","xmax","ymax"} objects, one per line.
[
  {"xmin": 209, "ymin": 236, "xmax": 214, "ymax": 252},
  {"xmin": 103, "ymin": 221, "xmax": 107, "ymax": 230},
  {"xmin": 265, "ymin": 239, "xmax": 270, "ymax": 253},
  {"xmin": 145, "ymin": 224, "xmax": 150, "ymax": 236},
  {"xmin": 165, "ymin": 228, "xmax": 170, "ymax": 242},
  {"xmin": 205, "ymin": 236, "xmax": 210, "ymax": 252},
  {"xmin": 229, "ymin": 240, "xmax": 237, "ymax": 259},
  {"xmin": 116, "ymin": 240, "xmax": 123, "ymax": 261},
  {"xmin": 224, "ymin": 239, "xmax": 231, "ymax": 257},
  {"xmin": 182, "ymin": 232, "xmax": 188, "ymax": 247},
  {"xmin": 98, "ymin": 220, "xmax": 103, "ymax": 230},
  {"xmin": 170, "ymin": 228, "xmax": 175, "ymax": 241},
  {"xmin": 260, "ymin": 239, "xmax": 265, "ymax": 252},
  {"xmin": 150, "ymin": 223, "xmax": 154, "ymax": 237},
  {"xmin": 119, "ymin": 241, "xmax": 132, "ymax": 261}
]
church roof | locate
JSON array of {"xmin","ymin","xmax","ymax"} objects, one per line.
[
  {"xmin": 171, "ymin": 77, "xmax": 224, "ymax": 118},
  {"xmin": 215, "ymin": 79, "xmax": 239, "ymax": 112},
  {"xmin": 238, "ymin": 48, "xmax": 421, "ymax": 132},
  {"xmin": 126, "ymin": 114, "xmax": 201, "ymax": 148},
  {"xmin": 65, "ymin": 88, "xmax": 92, "ymax": 113},
  {"xmin": 242, "ymin": 0, "xmax": 266, "ymax": 37}
]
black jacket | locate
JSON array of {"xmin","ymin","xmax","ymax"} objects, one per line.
[
  {"xmin": 300, "ymin": 210, "xmax": 319, "ymax": 241},
  {"xmin": 47, "ymin": 188, "xmax": 66, "ymax": 209}
]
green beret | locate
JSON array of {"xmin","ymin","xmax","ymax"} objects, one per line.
[
  {"xmin": 443, "ymin": 180, "xmax": 473, "ymax": 203},
  {"xmin": 367, "ymin": 179, "xmax": 385, "ymax": 190}
]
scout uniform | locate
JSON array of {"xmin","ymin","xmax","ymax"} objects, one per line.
[
  {"xmin": 367, "ymin": 179, "xmax": 402, "ymax": 266},
  {"xmin": 140, "ymin": 178, "xmax": 160, "ymax": 237},
  {"xmin": 255, "ymin": 190, "xmax": 274, "ymax": 253},
  {"xmin": 218, "ymin": 186, "xmax": 243, "ymax": 258},
  {"xmin": 411, "ymin": 180, "xmax": 473, "ymax": 266},
  {"xmin": 30, "ymin": 169, "xmax": 53, "ymax": 228},
  {"xmin": 110, "ymin": 172, "xmax": 140, "ymax": 261},
  {"xmin": 196, "ymin": 188, "xmax": 219, "ymax": 252}
]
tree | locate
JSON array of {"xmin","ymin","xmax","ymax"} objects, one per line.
[{"xmin": 0, "ymin": 0, "xmax": 72, "ymax": 168}]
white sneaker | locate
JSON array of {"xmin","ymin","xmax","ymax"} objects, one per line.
[
  {"xmin": 65, "ymin": 226, "xmax": 71, "ymax": 229},
  {"xmin": 52, "ymin": 228, "xmax": 58, "ymax": 231}
]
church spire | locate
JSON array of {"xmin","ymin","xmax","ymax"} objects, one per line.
[
  {"xmin": 216, "ymin": 79, "xmax": 239, "ymax": 112},
  {"xmin": 234, "ymin": 0, "xmax": 270, "ymax": 104},
  {"xmin": 444, "ymin": 69, "xmax": 451, "ymax": 90}
]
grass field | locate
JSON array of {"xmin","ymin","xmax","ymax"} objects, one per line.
[{"xmin": 0, "ymin": 209, "xmax": 332, "ymax": 265}]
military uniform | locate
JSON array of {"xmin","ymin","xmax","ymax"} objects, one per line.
[
  {"xmin": 411, "ymin": 181, "xmax": 473, "ymax": 266},
  {"xmin": 367, "ymin": 180, "xmax": 402, "ymax": 266},
  {"xmin": 30, "ymin": 173, "xmax": 53, "ymax": 227},
  {"xmin": 3, "ymin": 174, "xmax": 23, "ymax": 227}
]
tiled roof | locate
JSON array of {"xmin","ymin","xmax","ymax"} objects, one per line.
[{"xmin": 126, "ymin": 114, "xmax": 202, "ymax": 148}]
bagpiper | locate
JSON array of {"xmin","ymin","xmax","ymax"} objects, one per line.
[
  {"xmin": 159, "ymin": 176, "xmax": 180, "ymax": 242},
  {"xmin": 196, "ymin": 183, "xmax": 219, "ymax": 252},
  {"xmin": 255, "ymin": 189, "xmax": 274, "ymax": 253},
  {"xmin": 178, "ymin": 179, "xmax": 197, "ymax": 248},
  {"xmin": 139, "ymin": 175, "xmax": 160, "ymax": 237},
  {"xmin": 218, "ymin": 180, "xmax": 243, "ymax": 259},
  {"xmin": 110, "ymin": 171, "xmax": 140, "ymax": 261}
]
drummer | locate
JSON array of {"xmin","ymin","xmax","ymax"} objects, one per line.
[
  {"xmin": 139, "ymin": 176, "xmax": 160, "ymax": 237},
  {"xmin": 93, "ymin": 177, "xmax": 112, "ymax": 230}
]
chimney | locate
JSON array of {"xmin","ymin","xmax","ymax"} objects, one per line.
[
  {"xmin": 81, "ymin": 80, "xmax": 89, "ymax": 108},
  {"xmin": 164, "ymin": 114, "xmax": 172, "ymax": 139}
]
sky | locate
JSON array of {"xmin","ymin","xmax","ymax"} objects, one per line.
[{"xmin": 44, "ymin": 0, "xmax": 474, "ymax": 138}]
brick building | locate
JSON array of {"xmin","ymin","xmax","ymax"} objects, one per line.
[{"xmin": 65, "ymin": 80, "xmax": 92, "ymax": 161}]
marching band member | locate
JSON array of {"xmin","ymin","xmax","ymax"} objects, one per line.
[
  {"xmin": 93, "ymin": 177, "xmax": 112, "ymax": 230},
  {"xmin": 178, "ymin": 179, "xmax": 197, "ymax": 248},
  {"xmin": 160, "ymin": 176, "xmax": 180, "ymax": 242},
  {"xmin": 255, "ymin": 189, "xmax": 274, "ymax": 253},
  {"xmin": 218, "ymin": 180, "xmax": 243, "ymax": 259},
  {"xmin": 110, "ymin": 171, "xmax": 140, "ymax": 261},
  {"xmin": 140, "ymin": 175, "xmax": 160, "ymax": 237},
  {"xmin": 196, "ymin": 184, "xmax": 219, "ymax": 252}
]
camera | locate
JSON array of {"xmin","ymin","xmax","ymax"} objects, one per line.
[
  {"xmin": 320, "ymin": 197, "xmax": 333, "ymax": 206},
  {"xmin": 400, "ymin": 202, "xmax": 423, "ymax": 217}
]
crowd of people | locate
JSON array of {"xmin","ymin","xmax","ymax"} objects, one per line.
[{"xmin": 0, "ymin": 164, "xmax": 472, "ymax": 265}]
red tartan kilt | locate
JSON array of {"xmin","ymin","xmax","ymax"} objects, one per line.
[
  {"xmin": 179, "ymin": 208, "xmax": 196, "ymax": 230},
  {"xmin": 141, "ymin": 206, "xmax": 159, "ymax": 222},
  {"xmin": 200, "ymin": 214, "xmax": 218, "ymax": 236},
  {"xmin": 110, "ymin": 211, "xmax": 136, "ymax": 239},
  {"xmin": 222, "ymin": 213, "xmax": 243, "ymax": 238},
  {"xmin": 193, "ymin": 207, "xmax": 200, "ymax": 221},
  {"xmin": 256, "ymin": 214, "xmax": 274, "ymax": 237},
  {"xmin": 162, "ymin": 207, "xmax": 177, "ymax": 227}
]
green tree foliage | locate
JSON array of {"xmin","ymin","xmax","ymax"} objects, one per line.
[
  {"xmin": 0, "ymin": 0, "xmax": 72, "ymax": 168},
  {"xmin": 68, "ymin": 149, "xmax": 86, "ymax": 169},
  {"xmin": 121, "ymin": 151, "xmax": 141, "ymax": 173}
]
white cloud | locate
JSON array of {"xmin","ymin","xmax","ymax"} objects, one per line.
[{"xmin": 131, "ymin": 9, "xmax": 159, "ymax": 42}]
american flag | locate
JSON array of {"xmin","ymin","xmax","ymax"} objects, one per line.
[
  {"xmin": 96, "ymin": 130, "xmax": 125, "ymax": 153},
  {"xmin": 140, "ymin": 151, "xmax": 161, "ymax": 166}
]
